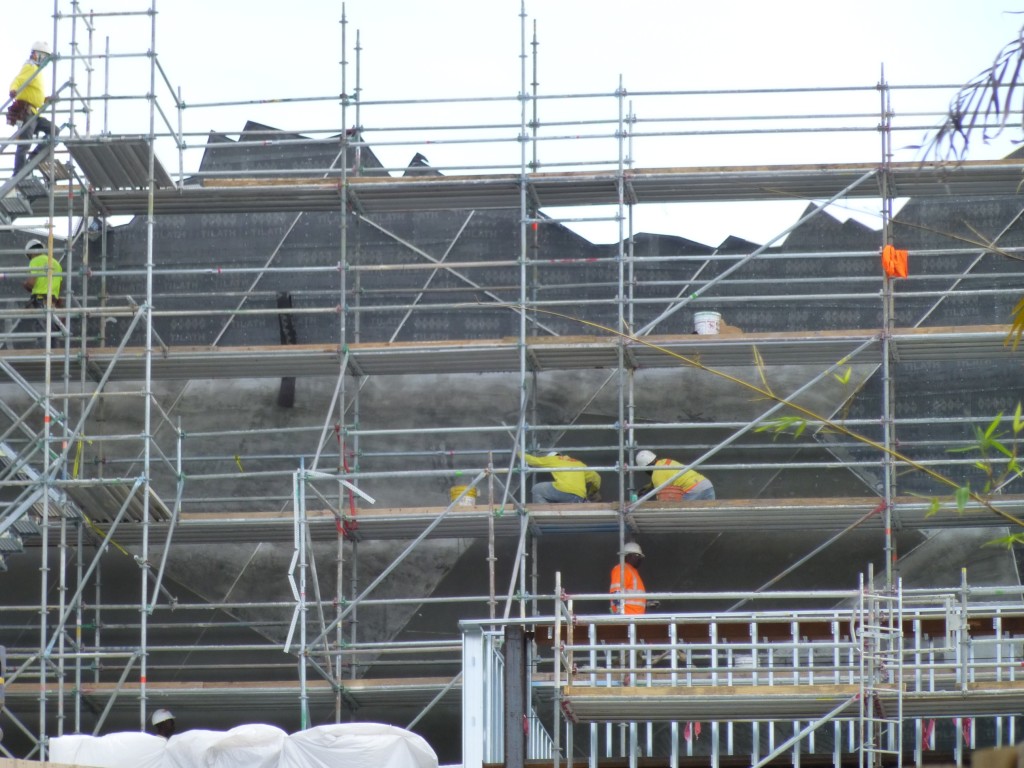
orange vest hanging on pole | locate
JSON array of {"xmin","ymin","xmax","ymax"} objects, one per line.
[{"xmin": 882, "ymin": 244, "xmax": 909, "ymax": 278}]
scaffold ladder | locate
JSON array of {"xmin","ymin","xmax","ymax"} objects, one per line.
[{"xmin": 858, "ymin": 574, "xmax": 904, "ymax": 768}]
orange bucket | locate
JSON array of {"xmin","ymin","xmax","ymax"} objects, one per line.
[{"xmin": 656, "ymin": 485, "xmax": 686, "ymax": 502}]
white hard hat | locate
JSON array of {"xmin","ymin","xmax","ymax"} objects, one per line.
[
  {"xmin": 151, "ymin": 709, "xmax": 174, "ymax": 726},
  {"xmin": 635, "ymin": 450, "xmax": 656, "ymax": 467},
  {"xmin": 31, "ymin": 41, "xmax": 52, "ymax": 56},
  {"xmin": 545, "ymin": 451, "xmax": 559, "ymax": 457},
  {"xmin": 24, "ymin": 239, "xmax": 46, "ymax": 256},
  {"xmin": 622, "ymin": 541, "xmax": 644, "ymax": 558}
]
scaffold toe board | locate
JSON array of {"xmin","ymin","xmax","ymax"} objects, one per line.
[
  {"xmin": 77, "ymin": 494, "xmax": 1024, "ymax": 546},
  {"xmin": 561, "ymin": 683, "xmax": 1024, "ymax": 722},
  {"xmin": 561, "ymin": 684, "xmax": 862, "ymax": 722},
  {"xmin": 4, "ymin": 676, "xmax": 458, "ymax": 713},
  {"xmin": 0, "ymin": 325, "xmax": 1015, "ymax": 382}
]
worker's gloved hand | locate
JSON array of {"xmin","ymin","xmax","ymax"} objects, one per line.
[
  {"xmin": 587, "ymin": 490, "xmax": 602, "ymax": 502},
  {"xmin": 647, "ymin": 600, "xmax": 661, "ymax": 610}
]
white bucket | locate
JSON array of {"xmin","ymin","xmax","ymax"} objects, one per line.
[{"xmin": 693, "ymin": 311, "xmax": 722, "ymax": 335}]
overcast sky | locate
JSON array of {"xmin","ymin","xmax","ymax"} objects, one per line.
[{"xmin": 4, "ymin": 1, "xmax": 1022, "ymax": 245}]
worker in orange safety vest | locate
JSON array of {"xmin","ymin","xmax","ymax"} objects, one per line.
[{"xmin": 610, "ymin": 541, "xmax": 648, "ymax": 615}]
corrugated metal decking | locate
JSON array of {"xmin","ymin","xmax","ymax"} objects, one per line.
[
  {"xmin": 34, "ymin": 157, "xmax": 1024, "ymax": 216},
  {"xmin": 67, "ymin": 137, "xmax": 175, "ymax": 190}
]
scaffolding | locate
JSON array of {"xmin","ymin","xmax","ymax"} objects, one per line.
[
  {"xmin": 1, "ymin": 1, "xmax": 1024, "ymax": 766},
  {"xmin": 463, "ymin": 573, "xmax": 1024, "ymax": 768}
]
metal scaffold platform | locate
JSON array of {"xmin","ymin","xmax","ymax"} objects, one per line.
[
  {"xmin": 463, "ymin": 576, "xmax": 1024, "ymax": 768},
  {"xmin": 31, "ymin": 157, "xmax": 1024, "ymax": 217},
  {"xmin": 0, "ymin": 324, "xmax": 1019, "ymax": 381}
]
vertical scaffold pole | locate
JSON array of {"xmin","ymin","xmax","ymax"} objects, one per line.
[
  {"xmin": 139, "ymin": 0, "xmax": 159, "ymax": 735},
  {"xmin": 517, "ymin": 0, "xmax": 530, "ymax": 516},
  {"xmin": 553, "ymin": 571, "xmax": 563, "ymax": 768},
  {"xmin": 336, "ymin": 1, "xmax": 350, "ymax": 712},
  {"xmin": 878, "ymin": 66, "xmax": 896, "ymax": 590}
]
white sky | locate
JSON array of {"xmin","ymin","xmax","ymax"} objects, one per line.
[{"xmin": 4, "ymin": 1, "xmax": 1023, "ymax": 246}]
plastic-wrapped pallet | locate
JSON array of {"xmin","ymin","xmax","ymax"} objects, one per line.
[
  {"xmin": 166, "ymin": 725, "xmax": 285, "ymax": 768},
  {"xmin": 49, "ymin": 731, "xmax": 165, "ymax": 768},
  {"xmin": 47, "ymin": 722, "xmax": 436, "ymax": 768},
  {"xmin": 206, "ymin": 724, "xmax": 286, "ymax": 768},
  {"xmin": 162, "ymin": 729, "xmax": 223, "ymax": 767},
  {"xmin": 280, "ymin": 723, "xmax": 437, "ymax": 768}
]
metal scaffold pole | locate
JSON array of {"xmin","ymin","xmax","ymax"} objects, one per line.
[
  {"xmin": 878, "ymin": 67, "xmax": 897, "ymax": 591},
  {"xmin": 335, "ymin": 0, "xmax": 349, "ymax": 720}
]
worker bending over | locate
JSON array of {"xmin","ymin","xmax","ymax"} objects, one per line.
[
  {"xmin": 522, "ymin": 451, "xmax": 600, "ymax": 504},
  {"xmin": 636, "ymin": 449, "xmax": 715, "ymax": 500}
]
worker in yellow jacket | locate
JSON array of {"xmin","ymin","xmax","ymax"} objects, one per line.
[
  {"xmin": 522, "ymin": 451, "xmax": 600, "ymax": 504},
  {"xmin": 610, "ymin": 541, "xmax": 647, "ymax": 615},
  {"xmin": 22, "ymin": 238, "xmax": 63, "ymax": 348},
  {"xmin": 636, "ymin": 449, "xmax": 715, "ymax": 500},
  {"xmin": 8, "ymin": 40, "xmax": 53, "ymax": 173},
  {"xmin": 23, "ymin": 239, "xmax": 62, "ymax": 308}
]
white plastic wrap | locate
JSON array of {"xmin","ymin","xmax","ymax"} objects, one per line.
[
  {"xmin": 204, "ymin": 724, "xmax": 287, "ymax": 768},
  {"xmin": 280, "ymin": 723, "xmax": 438, "ymax": 768},
  {"xmin": 47, "ymin": 722, "xmax": 438, "ymax": 768},
  {"xmin": 50, "ymin": 731, "xmax": 166, "ymax": 768},
  {"xmin": 164, "ymin": 729, "xmax": 227, "ymax": 768},
  {"xmin": 48, "ymin": 734, "xmax": 92, "ymax": 765}
]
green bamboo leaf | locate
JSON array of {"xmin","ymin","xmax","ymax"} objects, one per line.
[
  {"xmin": 991, "ymin": 439, "xmax": 1014, "ymax": 459},
  {"xmin": 984, "ymin": 412, "xmax": 1003, "ymax": 440},
  {"xmin": 1010, "ymin": 296, "xmax": 1024, "ymax": 351},
  {"xmin": 984, "ymin": 534, "xmax": 1020, "ymax": 549},
  {"xmin": 955, "ymin": 485, "xmax": 970, "ymax": 513},
  {"xmin": 755, "ymin": 417, "xmax": 787, "ymax": 435},
  {"xmin": 1014, "ymin": 402, "xmax": 1023, "ymax": 434},
  {"xmin": 948, "ymin": 445, "xmax": 976, "ymax": 454},
  {"xmin": 926, "ymin": 498, "xmax": 941, "ymax": 517},
  {"xmin": 833, "ymin": 367, "xmax": 852, "ymax": 385}
]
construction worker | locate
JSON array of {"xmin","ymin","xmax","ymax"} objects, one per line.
[
  {"xmin": 23, "ymin": 239, "xmax": 62, "ymax": 308},
  {"xmin": 610, "ymin": 541, "xmax": 647, "ymax": 615},
  {"xmin": 8, "ymin": 40, "xmax": 53, "ymax": 173},
  {"xmin": 151, "ymin": 708, "xmax": 176, "ymax": 738},
  {"xmin": 522, "ymin": 450, "xmax": 600, "ymax": 504},
  {"xmin": 22, "ymin": 239, "xmax": 62, "ymax": 349},
  {"xmin": 636, "ymin": 449, "xmax": 715, "ymax": 500}
]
